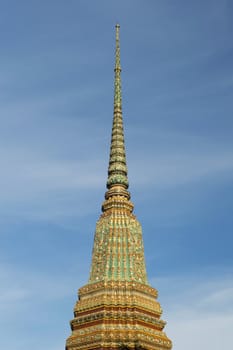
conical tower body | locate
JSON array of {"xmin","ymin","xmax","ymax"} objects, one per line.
[{"xmin": 66, "ymin": 25, "xmax": 172, "ymax": 350}]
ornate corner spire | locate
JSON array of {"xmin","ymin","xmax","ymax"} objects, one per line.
[{"xmin": 105, "ymin": 24, "xmax": 129, "ymax": 200}]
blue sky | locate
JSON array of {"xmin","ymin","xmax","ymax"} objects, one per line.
[{"xmin": 1, "ymin": 1, "xmax": 233, "ymax": 349}]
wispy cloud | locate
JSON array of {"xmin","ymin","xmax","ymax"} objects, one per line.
[
  {"xmin": 151, "ymin": 272, "xmax": 233, "ymax": 350},
  {"xmin": 1, "ymin": 264, "xmax": 232, "ymax": 350},
  {"xmin": 0, "ymin": 2, "xmax": 232, "ymax": 349},
  {"xmin": 169, "ymin": 312, "xmax": 233, "ymax": 350},
  {"xmin": 0, "ymin": 121, "xmax": 232, "ymax": 224},
  {"xmin": 0, "ymin": 263, "xmax": 79, "ymax": 308},
  {"xmin": 130, "ymin": 152, "xmax": 233, "ymax": 188},
  {"xmin": 0, "ymin": 262, "xmax": 85, "ymax": 349}
]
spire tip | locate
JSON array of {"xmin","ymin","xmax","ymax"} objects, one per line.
[{"xmin": 105, "ymin": 24, "xmax": 129, "ymax": 198}]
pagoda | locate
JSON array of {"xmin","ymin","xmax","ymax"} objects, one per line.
[{"xmin": 65, "ymin": 25, "xmax": 172, "ymax": 350}]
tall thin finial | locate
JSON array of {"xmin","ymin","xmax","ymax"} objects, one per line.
[
  {"xmin": 105, "ymin": 24, "xmax": 129, "ymax": 202},
  {"xmin": 114, "ymin": 24, "xmax": 121, "ymax": 108}
]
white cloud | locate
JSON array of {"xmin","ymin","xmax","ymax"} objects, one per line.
[
  {"xmin": 0, "ymin": 122, "xmax": 232, "ymax": 224},
  {"xmin": 169, "ymin": 313, "xmax": 233, "ymax": 350},
  {"xmin": 0, "ymin": 262, "xmax": 85, "ymax": 349},
  {"xmin": 1, "ymin": 132, "xmax": 232, "ymax": 201},
  {"xmin": 0, "ymin": 263, "xmax": 75, "ymax": 310},
  {"xmin": 1, "ymin": 264, "xmax": 232, "ymax": 350},
  {"xmin": 130, "ymin": 151, "xmax": 233, "ymax": 188},
  {"xmin": 151, "ymin": 273, "xmax": 233, "ymax": 350},
  {"xmin": 202, "ymin": 285, "xmax": 233, "ymax": 308}
]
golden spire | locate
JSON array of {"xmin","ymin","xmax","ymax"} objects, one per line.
[
  {"xmin": 65, "ymin": 25, "xmax": 172, "ymax": 350},
  {"xmin": 88, "ymin": 24, "xmax": 148, "ymax": 284},
  {"xmin": 106, "ymin": 24, "xmax": 129, "ymax": 200}
]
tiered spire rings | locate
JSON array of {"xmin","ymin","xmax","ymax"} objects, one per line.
[
  {"xmin": 105, "ymin": 24, "xmax": 129, "ymax": 201},
  {"xmin": 65, "ymin": 25, "xmax": 172, "ymax": 350}
]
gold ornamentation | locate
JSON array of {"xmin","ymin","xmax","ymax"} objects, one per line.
[{"xmin": 65, "ymin": 25, "xmax": 172, "ymax": 350}]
